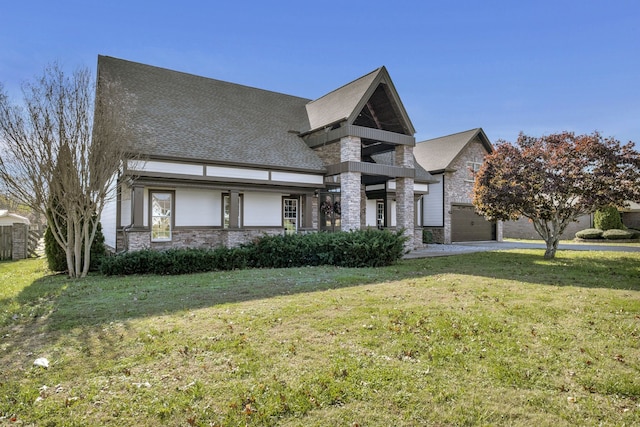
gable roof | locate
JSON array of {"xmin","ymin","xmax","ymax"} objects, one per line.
[
  {"xmin": 304, "ymin": 66, "xmax": 415, "ymax": 135},
  {"xmin": 97, "ymin": 56, "xmax": 325, "ymax": 172},
  {"xmin": 0, "ymin": 210, "xmax": 30, "ymax": 225},
  {"xmin": 414, "ymin": 128, "xmax": 493, "ymax": 173}
]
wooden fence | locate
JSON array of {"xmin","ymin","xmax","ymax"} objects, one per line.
[
  {"xmin": 0, "ymin": 224, "xmax": 44, "ymax": 261},
  {"xmin": 0, "ymin": 226, "xmax": 11, "ymax": 261}
]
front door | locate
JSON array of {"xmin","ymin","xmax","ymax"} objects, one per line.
[{"xmin": 319, "ymin": 192, "xmax": 341, "ymax": 232}]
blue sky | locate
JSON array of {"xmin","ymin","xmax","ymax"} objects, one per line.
[{"xmin": 1, "ymin": 0, "xmax": 638, "ymax": 146}]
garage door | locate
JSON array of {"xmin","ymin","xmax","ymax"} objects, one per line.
[{"xmin": 451, "ymin": 204, "xmax": 495, "ymax": 242}]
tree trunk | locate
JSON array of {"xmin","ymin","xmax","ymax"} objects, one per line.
[{"xmin": 543, "ymin": 237, "xmax": 559, "ymax": 259}]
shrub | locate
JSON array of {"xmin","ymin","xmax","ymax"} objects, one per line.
[
  {"xmin": 594, "ymin": 206, "xmax": 623, "ymax": 230},
  {"xmin": 602, "ymin": 229, "xmax": 635, "ymax": 240},
  {"xmin": 100, "ymin": 247, "xmax": 250, "ymax": 276},
  {"xmin": 575, "ymin": 228, "xmax": 603, "ymax": 239},
  {"xmin": 245, "ymin": 229, "xmax": 407, "ymax": 269},
  {"xmin": 629, "ymin": 229, "xmax": 640, "ymax": 239},
  {"xmin": 100, "ymin": 229, "xmax": 408, "ymax": 276}
]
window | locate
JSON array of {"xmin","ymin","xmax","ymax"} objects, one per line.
[
  {"xmin": 223, "ymin": 193, "xmax": 242, "ymax": 228},
  {"xmin": 376, "ymin": 201, "xmax": 385, "ymax": 228},
  {"xmin": 466, "ymin": 161, "xmax": 483, "ymax": 182},
  {"xmin": 151, "ymin": 191, "xmax": 172, "ymax": 241},
  {"xmin": 283, "ymin": 198, "xmax": 298, "ymax": 234}
]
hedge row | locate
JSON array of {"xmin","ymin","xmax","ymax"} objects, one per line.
[
  {"xmin": 100, "ymin": 229, "xmax": 408, "ymax": 276},
  {"xmin": 575, "ymin": 228, "xmax": 640, "ymax": 240}
]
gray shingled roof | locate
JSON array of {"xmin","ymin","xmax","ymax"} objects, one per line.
[
  {"xmin": 305, "ymin": 68, "xmax": 382, "ymax": 132},
  {"xmin": 98, "ymin": 56, "xmax": 325, "ymax": 172},
  {"xmin": 414, "ymin": 128, "xmax": 492, "ymax": 172}
]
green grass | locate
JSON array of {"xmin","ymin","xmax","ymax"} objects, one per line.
[{"xmin": 1, "ymin": 250, "xmax": 639, "ymax": 426}]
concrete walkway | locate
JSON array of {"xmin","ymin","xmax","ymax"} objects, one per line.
[{"xmin": 404, "ymin": 240, "xmax": 640, "ymax": 259}]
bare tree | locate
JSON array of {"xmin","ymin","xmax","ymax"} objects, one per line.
[{"xmin": 0, "ymin": 64, "xmax": 134, "ymax": 277}]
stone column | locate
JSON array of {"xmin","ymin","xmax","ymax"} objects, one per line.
[
  {"xmin": 395, "ymin": 145, "xmax": 415, "ymax": 249},
  {"xmin": 340, "ymin": 136, "xmax": 361, "ymax": 231},
  {"xmin": 12, "ymin": 223, "xmax": 28, "ymax": 260}
]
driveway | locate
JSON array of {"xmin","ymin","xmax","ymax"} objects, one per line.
[{"xmin": 405, "ymin": 240, "xmax": 640, "ymax": 258}]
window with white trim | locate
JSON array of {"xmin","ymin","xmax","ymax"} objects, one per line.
[
  {"xmin": 283, "ymin": 198, "xmax": 298, "ymax": 235},
  {"xmin": 465, "ymin": 161, "xmax": 483, "ymax": 182},
  {"xmin": 376, "ymin": 201, "xmax": 385, "ymax": 228},
  {"xmin": 151, "ymin": 191, "xmax": 172, "ymax": 241},
  {"xmin": 223, "ymin": 193, "xmax": 243, "ymax": 228}
]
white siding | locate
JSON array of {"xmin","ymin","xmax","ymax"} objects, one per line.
[
  {"xmin": 129, "ymin": 160, "xmax": 203, "ymax": 176},
  {"xmin": 120, "ymin": 184, "xmax": 132, "ymax": 227},
  {"xmin": 271, "ymin": 171, "xmax": 324, "ymax": 185},
  {"xmin": 391, "ymin": 200, "xmax": 397, "ymax": 227},
  {"xmin": 100, "ymin": 179, "xmax": 119, "ymax": 249},
  {"xmin": 243, "ymin": 192, "xmax": 282, "ymax": 226},
  {"xmin": 414, "ymin": 183, "xmax": 429, "ymax": 193},
  {"xmin": 206, "ymin": 166, "xmax": 269, "ymax": 181},
  {"xmin": 143, "ymin": 189, "xmax": 149, "ymax": 227},
  {"xmin": 365, "ymin": 199, "xmax": 377, "ymax": 226},
  {"xmin": 423, "ymin": 174, "xmax": 444, "ymax": 226},
  {"xmin": 175, "ymin": 188, "xmax": 221, "ymax": 227}
]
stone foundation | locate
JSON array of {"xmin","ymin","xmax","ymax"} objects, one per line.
[
  {"xmin": 119, "ymin": 227, "xmax": 286, "ymax": 252},
  {"xmin": 422, "ymin": 227, "xmax": 445, "ymax": 244}
]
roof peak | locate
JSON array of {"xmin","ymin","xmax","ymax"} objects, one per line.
[
  {"xmin": 306, "ymin": 66, "xmax": 386, "ymax": 105},
  {"xmin": 418, "ymin": 128, "xmax": 482, "ymax": 144}
]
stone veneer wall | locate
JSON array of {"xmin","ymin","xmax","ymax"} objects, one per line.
[
  {"xmin": 313, "ymin": 142, "xmax": 341, "ymax": 165},
  {"xmin": 421, "ymin": 227, "xmax": 445, "ymax": 244},
  {"xmin": 121, "ymin": 227, "xmax": 285, "ymax": 251},
  {"xmin": 622, "ymin": 212, "xmax": 640, "ymax": 230},
  {"xmin": 503, "ymin": 215, "xmax": 592, "ymax": 240},
  {"xmin": 11, "ymin": 223, "xmax": 28, "ymax": 260},
  {"xmin": 413, "ymin": 228, "xmax": 426, "ymax": 249},
  {"xmin": 443, "ymin": 137, "xmax": 503, "ymax": 243},
  {"xmin": 395, "ymin": 145, "xmax": 415, "ymax": 249},
  {"xmin": 340, "ymin": 136, "xmax": 362, "ymax": 231}
]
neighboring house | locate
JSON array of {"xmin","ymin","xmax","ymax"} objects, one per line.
[
  {"xmin": 502, "ymin": 214, "xmax": 593, "ymax": 240},
  {"xmin": 414, "ymin": 128, "xmax": 501, "ymax": 244},
  {"xmin": 621, "ymin": 201, "xmax": 640, "ymax": 230},
  {"xmin": 0, "ymin": 210, "xmax": 31, "ymax": 261},
  {"xmin": 97, "ymin": 56, "xmax": 436, "ymax": 252},
  {"xmin": 0, "ymin": 210, "xmax": 30, "ymax": 226}
]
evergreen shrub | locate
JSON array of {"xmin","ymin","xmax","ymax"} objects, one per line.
[
  {"xmin": 594, "ymin": 206, "xmax": 623, "ymax": 230},
  {"xmin": 100, "ymin": 229, "xmax": 408, "ymax": 276},
  {"xmin": 575, "ymin": 228, "xmax": 603, "ymax": 239},
  {"xmin": 602, "ymin": 229, "xmax": 634, "ymax": 240}
]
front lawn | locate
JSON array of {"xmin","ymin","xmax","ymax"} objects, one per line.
[{"xmin": 1, "ymin": 250, "xmax": 639, "ymax": 426}]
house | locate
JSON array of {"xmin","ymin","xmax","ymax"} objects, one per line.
[
  {"xmin": 0, "ymin": 210, "xmax": 30, "ymax": 227},
  {"xmin": 0, "ymin": 210, "xmax": 31, "ymax": 261},
  {"xmin": 97, "ymin": 56, "xmax": 436, "ymax": 252},
  {"xmin": 621, "ymin": 201, "xmax": 640, "ymax": 230},
  {"xmin": 414, "ymin": 128, "xmax": 501, "ymax": 243}
]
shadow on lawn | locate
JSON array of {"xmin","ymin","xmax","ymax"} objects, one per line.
[{"xmin": 8, "ymin": 250, "xmax": 640, "ymax": 335}]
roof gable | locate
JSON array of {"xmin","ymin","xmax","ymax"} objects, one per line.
[
  {"xmin": 0, "ymin": 210, "xmax": 30, "ymax": 225},
  {"xmin": 305, "ymin": 67, "xmax": 415, "ymax": 135},
  {"xmin": 414, "ymin": 128, "xmax": 493, "ymax": 172}
]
